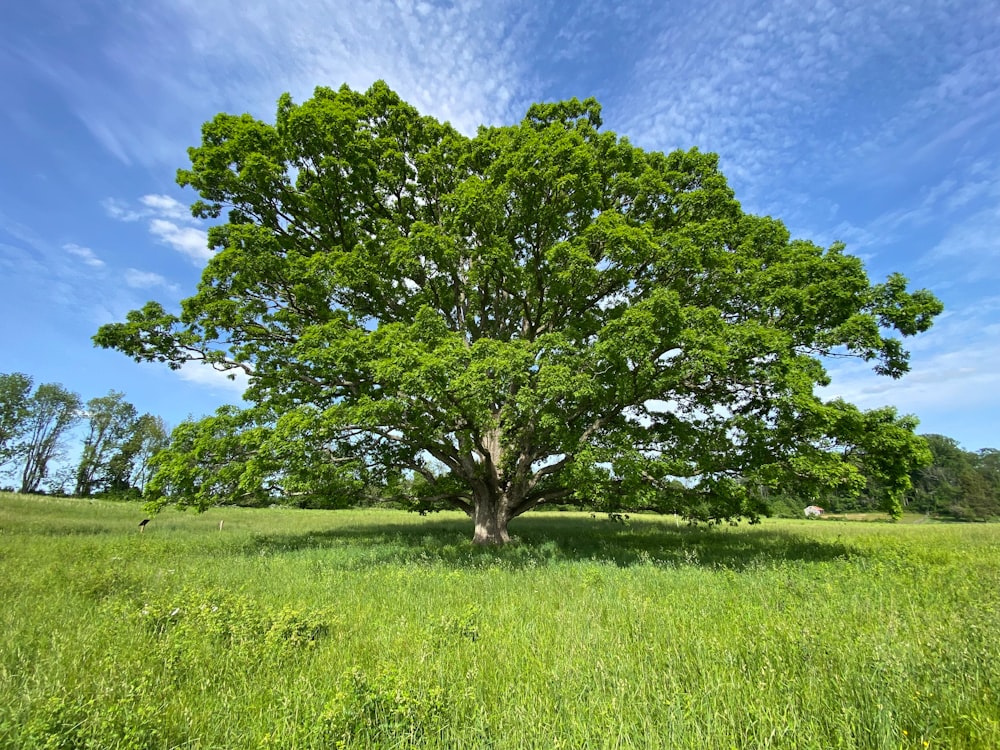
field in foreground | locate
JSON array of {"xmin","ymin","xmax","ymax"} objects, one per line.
[{"xmin": 1, "ymin": 494, "xmax": 998, "ymax": 749}]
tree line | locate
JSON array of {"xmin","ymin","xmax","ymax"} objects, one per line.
[
  {"xmin": 906, "ymin": 435, "xmax": 1000, "ymax": 521},
  {"xmin": 754, "ymin": 432, "xmax": 1000, "ymax": 521},
  {"xmin": 2, "ymin": 369, "xmax": 997, "ymax": 521},
  {"xmin": 0, "ymin": 372, "xmax": 167, "ymax": 498}
]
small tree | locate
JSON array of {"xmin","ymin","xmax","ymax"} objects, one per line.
[
  {"xmin": 75, "ymin": 391, "xmax": 139, "ymax": 497},
  {"xmin": 96, "ymin": 82, "xmax": 941, "ymax": 543},
  {"xmin": 104, "ymin": 413, "xmax": 169, "ymax": 497},
  {"xmin": 0, "ymin": 372, "xmax": 33, "ymax": 468},
  {"xmin": 19, "ymin": 384, "xmax": 81, "ymax": 494}
]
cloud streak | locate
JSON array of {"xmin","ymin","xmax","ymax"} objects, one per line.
[
  {"xmin": 63, "ymin": 243, "xmax": 105, "ymax": 268},
  {"xmin": 124, "ymin": 268, "xmax": 178, "ymax": 291},
  {"xmin": 148, "ymin": 219, "xmax": 211, "ymax": 263},
  {"xmin": 13, "ymin": 0, "xmax": 552, "ymax": 171},
  {"xmin": 105, "ymin": 193, "xmax": 211, "ymax": 264}
]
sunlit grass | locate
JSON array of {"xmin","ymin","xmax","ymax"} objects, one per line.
[{"xmin": 1, "ymin": 492, "xmax": 998, "ymax": 748}]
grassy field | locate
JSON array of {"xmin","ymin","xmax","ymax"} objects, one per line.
[{"xmin": 1, "ymin": 493, "xmax": 998, "ymax": 749}]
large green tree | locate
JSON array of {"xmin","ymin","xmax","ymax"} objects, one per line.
[{"xmin": 96, "ymin": 82, "xmax": 941, "ymax": 543}]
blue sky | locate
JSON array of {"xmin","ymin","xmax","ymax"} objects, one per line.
[{"xmin": 1, "ymin": 0, "xmax": 998, "ymax": 453}]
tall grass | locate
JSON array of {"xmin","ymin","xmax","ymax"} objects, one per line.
[{"xmin": 1, "ymin": 492, "xmax": 998, "ymax": 748}]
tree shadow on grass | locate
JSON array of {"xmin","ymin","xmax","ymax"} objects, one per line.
[{"xmin": 242, "ymin": 514, "xmax": 865, "ymax": 571}]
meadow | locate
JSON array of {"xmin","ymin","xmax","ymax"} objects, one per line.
[{"xmin": 1, "ymin": 493, "xmax": 998, "ymax": 749}]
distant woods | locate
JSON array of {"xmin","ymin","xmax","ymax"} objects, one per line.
[
  {"xmin": 1, "ymin": 370, "xmax": 997, "ymax": 520},
  {"xmin": 0, "ymin": 372, "xmax": 166, "ymax": 498},
  {"xmin": 747, "ymin": 432, "xmax": 1000, "ymax": 521},
  {"xmin": 908, "ymin": 435, "xmax": 1000, "ymax": 521}
]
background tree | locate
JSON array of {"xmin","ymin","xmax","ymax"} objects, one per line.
[
  {"xmin": 75, "ymin": 391, "xmax": 140, "ymax": 497},
  {"xmin": 95, "ymin": 82, "xmax": 942, "ymax": 543},
  {"xmin": 975, "ymin": 449, "xmax": 1000, "ymax": 497},
  {"xmin": 908, "ymin": 435, "xmax": 1000, "ymax": 520},
  {"xmin": 104, "ymin": 413, "xmax": 169, "ymax": 497},
  {"xmin": 19, "ymin": 383, "xmax": 81, "ymax": 494},
  {"xmin": 970, "ymin": 449, "xmax": 1000, "ymax": 520},
  {"xmin": 0, "ymin": 372, "xmax": 33, "ymax": 468}
]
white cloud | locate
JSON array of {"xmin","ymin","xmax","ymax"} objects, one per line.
[
  {"xmin": 105, "ymin": 194, "xmax": 212, "ymax": 264},
  {"xmin": 819, "ymin": 299, "xmax": 1000, "ymax": 413},
  {"xmin": 124, "ymin": 268, "xmax": 178, "ymax": 291},
  {"xmin": 176, "ymin": 360, "xmax": 248, "ymax": 397},
  {"xmin": 149, "ymin": 219, "xmax": 212, "ymax": 263},
  {"xmin": 139, "ymin": 194, "xmax": 190, "ymax": 220},
  {"xmin": 63, "ymin": 242, "xmax": 105, "ymax": 268},
  {"xmin": 921, "ymin": 203, "xmax": 1000, "ymax": 283}
]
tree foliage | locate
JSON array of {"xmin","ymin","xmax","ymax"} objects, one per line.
[
  {"xmin": 909, "ymin": 435, "xmax": 1000, "ymax": 520},
  {"xmin": 0, "ymin": 372, "xmax": 33, "ymax": 466},
  {"xmin": 105, "ymin": 413, "xmax": 169, "ymax": 497},
  {"xmin": 19, "ymin": 383, "xmax": 81, "ymax": 494},
  {"xmin": 75, "ymin": 390, "xmax": 139, "ymax": 497},
  {"xmin": 95, "ymin": 81, "xmax": 942, "ymax": 542},
  {"xmin": 147, "ymin": 406, "xmax": 377, "ymax": 510}
]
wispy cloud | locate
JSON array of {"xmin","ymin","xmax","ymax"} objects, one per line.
[
  {"xmin": 820, "ymin": 298, "xmax": 1000, "ymax": 413},
  {"xmin": 849, "ymin": 164, "xmax": 1000, "ymax": 242},
  {"xmin": 105, "ymin": 194, "xmax": 211, "ymax": 264},
  {"xmin": 2, "ymin": 214, "xmax": 140, "ymax": 327},
  {"xmin": 920, "ymin": 203, "xmax": 1000, "ymax": 283},
  {"xmin": 148, "ymin": 219, "xmax": 210, "ymax": 263},
  {"xmin": 614, "ymin": 0, "xmax": 1000, "ymax": 219},
  {"xmin": 176, "ymin": 360, "xmax": 248, "ymax": 397},
  {"xmin": 124, "ymin": 268, "xmax": 178, "ymax": 291},
  {"xmin": 0, "ymin": 241, "xmax": 46, "ymax": 277},
  {"xmin": 63, "ymin": 243, "xmax": 105, "ymax": 268},
  {"xmin": 14, "ymin": 0, "xmax": 548, "ymax": 170},
  {"xmin": 102, "ymin": 198, "xmax": 146, "ymax": 222}
]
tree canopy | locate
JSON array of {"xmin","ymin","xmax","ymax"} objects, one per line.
[
  {"xmin": 75, "ymin": 390, "xmax": 139, "ymax": 497},
  {"xmin": 95, "ymin": 81, "xmax": 942, "ymax": 543},
  {"xmin": 0, "ymin": 372, "xmax": 33, "ymax": 466},
  {"xmin": 18, "ymin": 383, "xmax": 81, "ymax": 494},
  {"xmin": 908, "ymin": 435, "xmax": 1000, "ymax": 521}
]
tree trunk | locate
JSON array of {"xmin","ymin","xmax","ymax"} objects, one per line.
[{"xmin": 471, "ymin": 492, "xmax": 510, "ymax": 545}]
